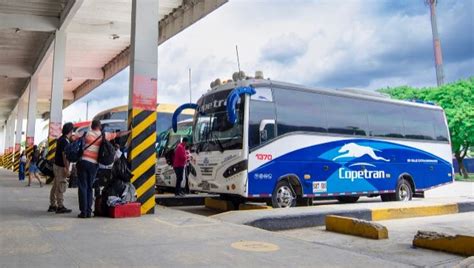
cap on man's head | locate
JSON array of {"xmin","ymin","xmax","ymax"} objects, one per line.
[{"xmin": 182, "ymin": 137, "xmax": 189, "ymax": 143}]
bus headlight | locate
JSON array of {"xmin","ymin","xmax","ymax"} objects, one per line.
[{"xmin": 223, "ymin": 160, "xmax": 248, "ymax": 178}]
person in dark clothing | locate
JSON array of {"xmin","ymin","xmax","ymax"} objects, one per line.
[
  {"xmin": 173, "ymin": 137, "xmax": 189, "ymax": 196},
  {"xmin": 19, "ymin": 151, "xmax": 26, "ymax": 181},
  {"xmin": 48, "ymin": 122, "xmax": 74, "ymax": 213},
  {"xmin": 27, "ymin": 145, "xmax": 43, "ymax": 187}
]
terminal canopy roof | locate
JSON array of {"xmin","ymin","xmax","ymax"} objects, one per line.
[{"xmin": 0, "ymin": 0, "xmax": 227, "ymax": 125}]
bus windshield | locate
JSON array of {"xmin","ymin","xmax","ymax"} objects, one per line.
[{"xmin": 194, "ymin": 89, "xmax": 244, "ymax": 152}]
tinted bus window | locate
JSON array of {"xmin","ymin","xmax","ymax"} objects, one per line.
[
  {"xmin": 249, "ymin": 100, "xmax": 276, "ymax": 149},
  {"xmin": 367, "ymin": 101, "xmax": 405, "ymax": 138},
  {"xmin": 433, "ymin": 110, "xmax": 449, "ymax": 141},
  {"xmin": 403, "ymin": 106, "xmax": 436, "ymax": 140},
  {"xmin": 111, "ymin": 111, "xmax": 127, "ymax": 120},
  {"xmin": 274, "ymin": 88, "xmax": 327, "ymax": 135},
  {"xmin": 156, "ymin": 113, "xmax": 192, "ymax": 135},
  {"xmin": 325, "ymin": 95, "xmax": 368, "ymax": 136}
]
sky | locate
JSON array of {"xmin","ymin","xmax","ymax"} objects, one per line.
[{"xmin": 53, "ymin": 0, "xmax": 474, "ymax": 142}]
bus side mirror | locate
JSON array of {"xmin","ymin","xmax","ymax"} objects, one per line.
[{"xmin": 259, "ymin": 119, "xmax": 275, "ymax": 143}]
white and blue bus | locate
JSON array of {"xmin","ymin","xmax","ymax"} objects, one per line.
[{"xmin": 181, "ymin": 73, "xmax": 453, "ymax": 208}]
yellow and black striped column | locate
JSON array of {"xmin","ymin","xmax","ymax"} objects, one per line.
[
  {"xmin": 46, "ymin": 138, "xmax": 56, "ymax": 162},
  {"xmin": 0, "ymin": 154, "xmax": 3, "ymax": 167},
  {"xmin": 6, "ymin": 149, "xmax": 13, "ymax": 170},
  {"xmin": 13, "ymin": 147, "xmax": 20, "ymax": 173},
  {"xmin": 128, "ymin": 108, "xmax": 157, "ymax": 215},
  {"xmin": 3, "ymin": 151, "xmax": 9, "ymax": 169}
]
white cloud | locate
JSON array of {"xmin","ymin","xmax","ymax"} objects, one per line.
[{"xmin": 50, "ymin": 0, "xmax": 472, "ymax": 142}]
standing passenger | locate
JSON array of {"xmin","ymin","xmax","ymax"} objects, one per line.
[
  {"xmin": 18, "ymin": 151, "xmax": 26, "ymax": 181},
  {"xmin": 76, "ymin": 120, "xmax": 129, "ymax": 218},
  {"xmin": 173, "ymin": 137, "xmax": 189, "ymax": 196},
  {"xmin": 48, "ymin": 122, "xmax": 74, "ymax": 213},
  {"xmin": 26, "ymin": 145, "xmax": 43, "ymax": 187}
]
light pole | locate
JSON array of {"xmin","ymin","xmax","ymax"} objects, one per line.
[
  {"xmin": 86, "ymin": 100, "xmax": 89, "ymax": 121},
  {"xmin": 426, "ymin": 0, "xmax": 445, "ymax": 86}
]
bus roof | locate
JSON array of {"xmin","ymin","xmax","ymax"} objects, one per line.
[
  {"xmin": 93, "ymin": 103, "xmax": 195, "ymax": 119},
  {"xmin": 73, "ymin": 121, "xmax": 91, "ymax": 129},
  {"xmin": 206, "ymin": 78, "xmax": 443, "ymax": 111}
]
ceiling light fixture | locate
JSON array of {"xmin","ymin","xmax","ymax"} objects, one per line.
[
  {"xmin": 111, "ymin": 34, "xmax": 120, "ymax": 40},
  {"xmin": 67, "ymin": 77, "xmax": 72, "ymax": 82}
]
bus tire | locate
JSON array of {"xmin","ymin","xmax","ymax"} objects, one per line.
[
  {"xmin": 271, "ymin": 180, "xmax": 296, "ymax": 208},
  {"xmin": 296, "ymin": 197, "xmax": 313, "ymax": 206},
  {"xmin": 336, "ymin": 196, "xmax": 360, "ymax": 203},
  {"xmin": 394, "ymin": 179, "xmax": 413, "ymax": 201},
  {"xmin": 381, "ymin": 194, "xmax": 394, "ymax": 202}
]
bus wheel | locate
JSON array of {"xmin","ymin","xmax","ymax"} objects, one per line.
[
  {"xmin": 381, "ymin": 194, "xmax": 394, "ymax": 202},
  {"xmin": 336, "ymin": 196, "xmax": 360, "ymax": 203},
  {"xmin": 395, "ymin": 179, "xmax": 412, "ymax": 201},
  {"xmin": 272, "ymin": 180, "xmax": 296, "ymax": 208},
  {"xmin": 381, "ymin": 179, "xmax": 413, "ymax": 202}
]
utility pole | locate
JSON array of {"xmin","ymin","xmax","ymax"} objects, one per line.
[
  {"xmin": 426, "ymin": 0, "xmax": 445, "ymax": 86},
  {"xmin": 189, "ymin": 68, "xmax": 192, "ymax": 103},
  {"xmin": 86, "ymin": 100, "xmax": 89, "ymax": 121}
]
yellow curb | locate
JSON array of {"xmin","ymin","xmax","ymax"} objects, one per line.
[
  {"xmin": 371, "ymin": 204, "xmax": 458, "ymax": 221},
  {"xmin": 325, "ymin": 215, "xmax": 388, "ymax": 240},
  {"xmin": 413, "ymin": 231, "xmax": 474, "ymax": 256},
  {"xmin": 238, "ymin": 203, "xmax": 272, "ymax": 210},
  {"xmin": 205, "ymin": 198, "xmax": 235, "ymax": 212}
]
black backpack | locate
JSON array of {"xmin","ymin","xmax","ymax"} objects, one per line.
[
  {"xmin": 98, "ymin": 132, "xmax": 116, "ymax": 166},
  {"xmin": 65, "ymin": 137, "xmax": 84, "ymax": 163},
  {"xmin": 165, "ymin": 149, "xmax": 174, "ymax": 166}
]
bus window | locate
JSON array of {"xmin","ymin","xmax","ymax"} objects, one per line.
[
  {"xmin": 325, "ymin": 95, "xmax": 368, "ymax": 136},
  {"xmin": 367, "ymin": 101, "xmax": 405, "ymax": 138},
  {"xmin": 403, "ymin": 107, "xmax": 436, "ymax": 140},
  {"xmin": 273, "ymin": 88, "xmax": 327, "ymax": 136},
  {"xmin": 249, "ymin": 88, "xmax": 276, "ymax": 149},
  {"xmin": 433, "ymin": 110, "xmax": 449, "ymax": 141}
]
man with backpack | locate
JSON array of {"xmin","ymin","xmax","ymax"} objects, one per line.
[
  {"xmin": 48, "ymin": 122, "xmax": 74, "ymax": 213},
  {"xmin": 76, "ymin": 120, "xmax": 130, "ymax": 218}
]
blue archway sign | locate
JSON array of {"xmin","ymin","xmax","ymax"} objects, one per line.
[
  {"xmin": 226, "ymin": 86, "xmax": 256, "ymax": 125},
  {"xmin": 172, "ymin": 103, "xmax": 199, "ymax": 132}
]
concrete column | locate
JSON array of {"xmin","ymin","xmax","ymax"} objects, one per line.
[
  {"xmin": 46, "ymin": 30, "xmax": 67, "ymax": 161},
  {"xmin": 6, "ymin": 115, "xmax": 15, "ymax": 170},
  {"xmin": 127, "ymin": 0, "xmax": 159, "ymax": 215},
  {"xmin": 26, "ymin": 76, "xmax": 38, "ymax": 148},
  {"xmin": 0, "ymin": 125, "xmax": 4, "ymax": 167},
  {"xmin": 13, "ymin": 100, "xmax": 25, "ymax": 172},
  {"xmin": 25, "ymin": 77, "xmax": 38, "ymax": 174}
]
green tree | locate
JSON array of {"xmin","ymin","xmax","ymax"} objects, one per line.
[{"xmin": 379, "ymin": 77, "xmax": 474, "ymax": 178}]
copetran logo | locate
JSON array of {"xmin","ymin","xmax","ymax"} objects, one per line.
[
  {"xmin": 203, "ymin": 157, "xmax": 210, "ymax": 166},
  {"xmin": 332, "ymin": 143, "xmax": 390, "ymax": 182},
  {"xmin": 333, "ymin": 143, "xmax": 389, "ymax": 162}
]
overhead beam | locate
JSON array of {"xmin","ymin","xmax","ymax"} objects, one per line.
[
  {"xmin": 59, "ymin": 0, "xmax": 85, "ymax": 30},
  {"xmin": 67, "ymin": 20, "xmax": 130, "ymax": 36},
  {"xmin": 158, "ymin": 0, "xmax": 227, "ymax": 45},
  {"xmin": 0, "ymin": 13, "xmax": 59, "ymax": 32},
  {"xmin": 9, "ymin": 0, "xmax": 86, "ymax": 122},
  {"xmin": 32, "ymin": 0, "xmax": 85, "ymax": 78},
  {"xmin": 73, "ymin": 0, "xmax": 228, "ymax": 101},
  {"xmin": 0, "ymin": 65, "xmax": 31, "ymax": 78},
  {"xmin": 43, "ymin": 67, "xmax": 104, "ymax": 80}
]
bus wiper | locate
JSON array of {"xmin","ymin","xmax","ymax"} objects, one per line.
[{"xmin": 210, "ymin": 131, "xmax": 225, "ymax": 153}]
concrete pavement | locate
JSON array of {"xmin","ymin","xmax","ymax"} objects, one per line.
[
  {"xmin": 212, "ymin": 182, "xmax": 474, "ymax": 231},
  {"xmin": 0, "ymin": 168, "xmax": 410, "ymax": 267},
  {"xmin": 280, "ymin": 212, "xmax": 474, "ymax": 267}
]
